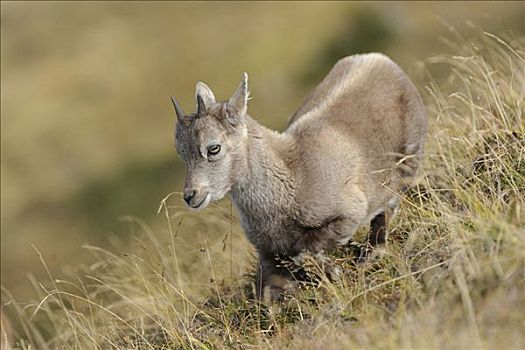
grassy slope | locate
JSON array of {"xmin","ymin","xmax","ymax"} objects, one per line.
[
  {"xmin": 3, "ymin": 2, "xmax": 524, "ymax": 304},
  {"xmin": 5, "ymin": 32, "xmax": 525, "ymax": 349}
]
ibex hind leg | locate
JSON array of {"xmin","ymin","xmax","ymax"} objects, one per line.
[{"xmin": 357, "ymin": 198, "xmax": 399, "ymax": 263}]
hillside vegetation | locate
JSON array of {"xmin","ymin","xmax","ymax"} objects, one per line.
[
  {"xmin": 3, "ymin": 2, "xmax": 524, "ymax": 305},
  {"xmin": 4, "ymin": 32, "xmax": 525, "ymax": 349}
]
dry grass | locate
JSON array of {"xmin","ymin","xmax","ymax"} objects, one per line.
[{"xmin": 3, "ymin": 32, "xmax": 524, "ymax": 350}]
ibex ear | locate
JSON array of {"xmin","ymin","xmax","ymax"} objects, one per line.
[
  {"xmin": 170, "ymin": 96, "xmax": 185, "ymax": 122},
  {"xmin": 228, "ymin": 72, "xmax": 249, "ymax": 116},
  {"xmin": 195, "ymin": 81, "xmax": 216, "ymax": 115}
]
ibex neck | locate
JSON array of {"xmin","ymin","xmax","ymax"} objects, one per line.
[{"xmin": 230, "ymin": 116, "xmax": 296, "ymax": 212}]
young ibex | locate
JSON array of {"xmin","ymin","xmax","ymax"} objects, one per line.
[{"xmin": 171, "ymin": 53, "xmax": 427, "ymax": 301}]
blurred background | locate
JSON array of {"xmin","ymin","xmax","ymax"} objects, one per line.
[{"xmin": 1, "ymin": 1, "xmax": 524, "ymax": 302}]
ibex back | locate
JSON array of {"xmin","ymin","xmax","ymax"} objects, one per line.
[{"xmin": 171, "ymin": 53, "xmax": 427, "ymax": 302}]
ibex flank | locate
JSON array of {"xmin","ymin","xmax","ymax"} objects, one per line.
[{"xmin": 171, "ymin": 53, "xmax": 428, "ymax": 302}]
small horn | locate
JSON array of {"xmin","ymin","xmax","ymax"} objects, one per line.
[
  {"xmin": 170, "ymin": 96, "xmax": 185, "ymax": 121},
  {"xmin": 196, "ymin": 94, "xmax": 206, "ymax": 116}
]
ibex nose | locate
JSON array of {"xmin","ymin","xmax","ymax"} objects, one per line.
[{"xmin": 183, "ymin": 190, "xmax": 196, "ymax": 205}]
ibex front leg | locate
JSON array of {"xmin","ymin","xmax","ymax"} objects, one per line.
[
  {"xmin": 292, "ymin": 217, "xmax": 361, "ymax": 280},
  {"xmin": 256, "ymin": 252, "xmax": 296, "ymax": 303},
  {"xmin": 293, "ymin": 217, "xmax": 361, "ymax": 254}
]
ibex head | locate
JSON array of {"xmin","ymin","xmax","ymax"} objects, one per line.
[{"xmin": 172, "ymin": 73, "xmax": 249, "ymax": 209}]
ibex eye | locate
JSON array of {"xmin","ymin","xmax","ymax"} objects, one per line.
[{"xmin": 207, "ymin": 144, "xmax": 221, "ymax": 157}]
